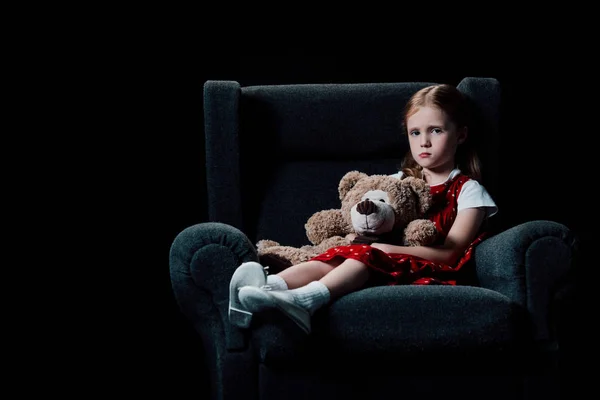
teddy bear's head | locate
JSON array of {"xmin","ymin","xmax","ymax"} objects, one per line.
[{"xmin": 337, "ymin": 171, "xmax": 432, "ymax": 238}]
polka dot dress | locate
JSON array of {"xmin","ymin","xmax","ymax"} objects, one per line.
[{"xmin": 310, "ymin": 174, "xmax": 488, "ymax": 286}]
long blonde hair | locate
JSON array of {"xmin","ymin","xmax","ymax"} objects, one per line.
[{"xmin": 400, "ymin": 84, "xmax": 482, "ymax": 182}]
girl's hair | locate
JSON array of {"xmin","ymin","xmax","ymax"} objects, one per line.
[{"xmin": 400, "ymin": 84, "xmax": 482, "ymax": 182}]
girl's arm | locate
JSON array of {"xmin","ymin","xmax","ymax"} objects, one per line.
[{"xmin": 371, "ymin": 208, "xmax": 486, "ymax": 265}]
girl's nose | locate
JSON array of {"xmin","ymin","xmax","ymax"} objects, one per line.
[{"xmin": 420, "ymin": 134, "xmax": 431, "ymax": 147}]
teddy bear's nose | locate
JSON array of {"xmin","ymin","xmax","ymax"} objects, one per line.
[{"xmin": 357, "ymin": 199, "xmax": 376, "ymax": 215}]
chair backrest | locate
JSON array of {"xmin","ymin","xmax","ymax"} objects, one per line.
[{"xmin": 204, "ymin": 77, "xmax": 501, "ymax": 247}]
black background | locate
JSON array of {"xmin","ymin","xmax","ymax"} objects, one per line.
[{"xmin": 114, "ymin": 52, "xmax": 590, "ymax": 397}]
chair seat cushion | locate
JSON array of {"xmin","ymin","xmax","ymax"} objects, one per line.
[{"xmin": 251, "ymin": 285, "xmax": 531, "ymax": 367}]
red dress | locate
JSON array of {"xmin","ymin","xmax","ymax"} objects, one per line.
[{"xmin": 310, "ymin": 173, "xmax": 487, "ymax": 286}]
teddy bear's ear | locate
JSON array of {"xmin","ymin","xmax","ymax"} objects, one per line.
[
  {"xmin": 403, "ymin": 177, "xmax": 432, "ymax": 215},
  {"xmin": 338, "ymin": 170, "xmax": 369, "ymax": 201}
]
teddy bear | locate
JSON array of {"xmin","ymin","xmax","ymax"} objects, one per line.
[{"xmin": 257, "ymin": 170, "xmax": 438, "ymax": 273}]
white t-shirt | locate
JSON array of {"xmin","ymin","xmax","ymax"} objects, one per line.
[{"xmin": 389, "ymin": 168, "xmax": 498, "ymax": 218}]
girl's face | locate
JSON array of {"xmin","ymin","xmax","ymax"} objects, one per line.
[{"xmin": 406, "ymin": 106, "xmax": 467, "ymax": 174}]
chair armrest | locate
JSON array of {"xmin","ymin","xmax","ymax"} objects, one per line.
[
  {"xmin": 169, "ymin": 222, "xmax": 260, "ymax": 400},
  {"xmin": 474, "ymin": 220, "xmax": 579, "ymax": 344}
]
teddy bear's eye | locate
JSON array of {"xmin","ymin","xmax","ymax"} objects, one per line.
[{"xmin": 379, "ymin": 199, "xmax": 385, "ymax": 202}]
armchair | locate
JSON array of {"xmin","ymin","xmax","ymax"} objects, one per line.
[{"xmin": 169, "ymin": 78, "xmax": 578, "ymax": 399}]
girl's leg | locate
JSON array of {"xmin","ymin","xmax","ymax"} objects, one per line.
[
  {"xmin": 318, "ymin": 258, "xmax": 371, "ymax": 301},
  {"xmin": 240, "ymin": 258, "xmax": 371, "ymax": 314},
  {"xmin": 276, "ymin": 257, "xmax": 370, "ymax": 301},
  {"xmin": 238, "ymin": 258, "xmax": 371, "ymax": 333},
  {"xmin": 229, "ymin": 259, "xmax": 340, "ymax": 325},
  {"xmin": 275, "ymin": 259, "xmax": 342, "ymax": 289}
]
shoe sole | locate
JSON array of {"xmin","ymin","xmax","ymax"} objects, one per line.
[
  {"xmin": 239, "ymin": 286, "xmax": 311, "ymax": 334},
  {"xmin": 228, "ymin": 262, "xmax": 266, "ymax": 328}
]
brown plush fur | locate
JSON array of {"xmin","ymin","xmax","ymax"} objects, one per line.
[{"xmin": 257, "ymin": 170, "xmax": 438, "ymax": 269}]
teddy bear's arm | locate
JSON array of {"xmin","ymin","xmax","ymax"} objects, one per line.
[
  {"xmin": 316, "ymin": 235, "xmax": 353, "ymax": 252},
  {"xmin": 305, "ymin": 209, "xmax": 352, "ymax": 245},
  {"xmin": 256, "ymin": 239, "xmax": 281, "ymax": 252}
]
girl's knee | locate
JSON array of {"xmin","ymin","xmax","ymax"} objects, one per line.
[{"xmin": 341, "ymin": 258, "xmax": 371, "ymax": 274}]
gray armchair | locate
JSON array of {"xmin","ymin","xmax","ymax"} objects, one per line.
[{"xmin": 169, "ymin": 77, "xmax": 579, "ymax": 400}]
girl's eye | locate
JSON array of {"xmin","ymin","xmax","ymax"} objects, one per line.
[
  {"xmin": 432, "ymin": 128, "xmax": 442, "ymax": 134},
  {"xmin": 410, "ymin": 130, "xmax": 420, "ymax": 136}
]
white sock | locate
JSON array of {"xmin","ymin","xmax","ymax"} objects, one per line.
[
  {"xmin": 287, "ymin": 281, "xmax": 330, "ymax": 315},
  {"xmin": 265, "ymin": 274, "xmax": 288, "ymax": 290}
]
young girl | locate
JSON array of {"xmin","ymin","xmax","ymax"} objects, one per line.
[{"xmin": 228, "ymin": 84, "xmax": 498, "ymax": 334}]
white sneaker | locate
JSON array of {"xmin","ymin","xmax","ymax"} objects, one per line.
[
  {"xmin": 238, "ymin": 286, "xmax": 311, "ymax": 334},
  {"xmin": 228, "ymin": 262, "xmax": 267, "ymax": 328}
]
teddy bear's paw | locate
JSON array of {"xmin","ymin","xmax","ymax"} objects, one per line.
[
  {"xmin": 259, "ymin": 253, "xmax": 293, "ymax": 274},
  {"xmin": 256, "ymin": 239, "xmax": 280, "ymax": 251},
  {"xmin": 403, "ymin": 220, "xmax": 438, "ymax": 246}
]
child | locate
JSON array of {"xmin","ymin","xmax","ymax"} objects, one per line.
[{"xmin": 228, "ymin": 84, "xmax": 498, "ymax": 334}]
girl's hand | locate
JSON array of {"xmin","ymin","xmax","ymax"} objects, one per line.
[{"xmin": 371, "ymin": 242, "xmax": 405, "ymax": 254}]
